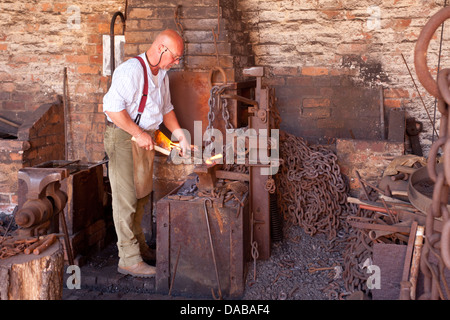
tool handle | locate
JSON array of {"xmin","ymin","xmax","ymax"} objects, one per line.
[
  {"xmin": 33, "ymin": 234, "xmax": 57, "ymax": 255},
  {"xmin": 131, "ymin": 137, "xmax": 171, "ymax": 155},
  {"xmin": 24, "ymin": 238, "xmax": 45, "ymax": 254}
]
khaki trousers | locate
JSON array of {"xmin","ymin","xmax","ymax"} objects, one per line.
[{"xmin": 104, "ymin": 125, "xmax": 155, "ymax": 267}]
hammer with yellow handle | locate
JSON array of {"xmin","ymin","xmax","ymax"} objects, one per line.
[{"xmin": 131, "ymin": 136, "xmax": 171, "ymax": 155}]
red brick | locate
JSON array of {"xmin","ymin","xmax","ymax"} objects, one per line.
[
  {"xmin": 9, "ymin": 152, "xmax": 23, "ymax": 161},
  {"xmin": 321, "ymin": 10, "xmax": 341, "ymax": 19},
  {"xmin": 124, "ymin": 44, "xmax": 139, "ymax": 57},
  {"xmin": 272, "ymin": 67, "xmax": 298, "ymax": 76},
  {"xmin": 0, "ymin": 72, "xmax": 14, "ymax": 82},
  {"xmin": 384, "ymin": 99, "xmax": 402, "ymax": 108},
  {"xmin": 97, "ymin": 23, "xmax": 110, "ymax": 34},
  {"xmin": 89, "ymin": 55, "xmax": 102, "ymax": 65},
  {"xmin": 301, "ymin": 67, "xmax": 329, "ymax": 76},
  {"xmin": 77, "ymin": 65, "xmax": 99, "ymax": 75},
  {"xmin": 125, "ymin": 31, "xmax": 155, "ymax": 44},
  {"xmin": 317, "ymin": 118, "xmax": 345, "ymax": 129},
  {"xmin": 3, "ymin": 101, "xmax": 25, "ymax": 111},
  {"xmin": 10, "ymin": 194, "xmax": 18, "ymax": 205},
  {"xmin": 0, "ymin": 82, "xmax": 15, "ymax": 92},
  {"xmin": 384, "ymin": 88, "xmax": 410, "ymax": 99},
  {"xmin": 392, "ymin": 19, "xmax": 412, "ymax": 31},
  {"xmin": 337, "ymin": 43, "xmax": 368, "ymax": 54},
  {"xmin": 11, "ymin": 55, "xmax": 39, "ymax": 63},
  {"xmin": 128, "ymin": 8, "xmax": 155, "ymax": 19},
  {"xmin": 41, "ymin": 3, "xmax": 52, "ymax": 11},
  {"xmin": 262, "ymin": 77, "xmax": 285, "ymax": 87},
  {"xmin": 286, "ymin": 76, "xmax": 313, "ymax": 86},
  {"xmin": 139, "ymin": 19, "xmax": 165, "ymax": 31},
  {"xmin": 53, "ymin": 3, "xmax": 67, "ymax": 13},
  {"xmin": 66, "ymin": 55, "xmax": 89, "ymax": 64}
]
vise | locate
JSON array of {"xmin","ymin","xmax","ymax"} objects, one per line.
[{"xmin": 15, "ymin": 166, "xmax": 69, "ymax": 238}]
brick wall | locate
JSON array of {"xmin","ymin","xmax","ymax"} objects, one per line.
[
  {"xmin": 0, "ymin": 100, "xmax": 65, "ymax": 212},
  {"xmin": 124, "ymin": 0, "xmax": 254, "ymax": 82},
  {"xmin": 0, "ymin": 0, "xmax": 126, "ymax": 163},
  {"xmin": 238, "ymin": 0, "xmax": 449, "ymax": 154},
  {"xmin": 1, "ymin": 0, "xmax": 447, "ymax": 162},
  {"xmin": 1, "ymin": 0, "xmax": 449, "ymax": 207}
]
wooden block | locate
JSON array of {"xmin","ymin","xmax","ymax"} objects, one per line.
[{"xmin": 0, "ymin": 242, "xmax": 64, "ymax": 300}]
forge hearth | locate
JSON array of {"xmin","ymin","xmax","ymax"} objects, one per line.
[{"xmin": 0, "ymin": 98, "xmax": 66, "ymax": 213}]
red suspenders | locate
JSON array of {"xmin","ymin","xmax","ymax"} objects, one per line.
[
  {"xmin": 134, "ymin": 56, "xmax": 148, "ymax": 125},
  {"xmin": 133, "ymin": 55, "xmax": 167, "ymax": 126}
]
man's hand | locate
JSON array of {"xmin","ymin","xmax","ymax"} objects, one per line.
[
  {"xmin": 106, "ymin": 110, "xmax": 155, "ymax": 151},
  {"xmin": 132, "ymin": 131, "xmax": 154, "ymax": 151},
  {"xmin": 177, "ymin": 135, "xmax": 191, "ymax": 157}
]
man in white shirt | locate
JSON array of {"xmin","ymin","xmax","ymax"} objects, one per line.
[{"xmin": 103, "ymin": 29, "xmax": 189, "ymax": 277}]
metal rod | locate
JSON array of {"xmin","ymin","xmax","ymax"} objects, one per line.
[
  {"xmin": 63, "ymin": 67, "xmax": 69, "ymax": 160},
  {"xmin": 203, "ymin": 198, "xmax": 222, "ymax": 300},
  {"xmin": 56, "ymin": 160, "xmax": 80, "ymax": 168},
  {"xmin": 355, "ymin": 170, "xmax": 371, "ymax": 200},
  {"xmin": 168, "ymin": 245, "xmax": 181, "ymax": 296},
  {"xmin": 60, "ymin": 210, "xmax": 74, "ymax": 266},
  {"xmin": 110, "ymin": 11, "xmax": 125, "ymax": 76},
  {"xmin": 0, "ymin": 115, "xmax": 20, "ymax": 128},
  {"xmin": 432, "ymin": 0, "xmax": 448, "ymax": 143},
  {"xmin": 380, "ymin": 87, "xmax": 386, "ymax": 139},
  {"xmin": 401, "ymin": 53, "xmax": 439, "ymax": 138}
]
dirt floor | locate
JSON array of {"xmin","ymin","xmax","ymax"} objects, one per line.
[{"xmin": 241, "ymin": 224, "xmax": 347, "ymax": 300}]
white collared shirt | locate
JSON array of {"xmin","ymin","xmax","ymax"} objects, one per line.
[{"xmin": 103, "ymin": 52, "xmax": 174, "ymax": 131}]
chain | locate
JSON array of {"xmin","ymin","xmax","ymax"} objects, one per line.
[
  {"xmin": 250, "ymin": 211, "xmax": 259, "ymax": 281},
  {"xmin": 276, "ymin": 130, "xmax": 352, "ymax": 239},
  {"xmin": 205, "ymin": 85, "xmax": 233, "ymax": 154},
  {"xmin": 219, "ymin": 93, "xmax": 233, "ymax": 131},
  {"xmin": 0, "ymin": 236, "xmax": 39, "ymax": 259},
  {"xmin": 418, "ymin": 68, "xmax": 450, "ymax": 300}
]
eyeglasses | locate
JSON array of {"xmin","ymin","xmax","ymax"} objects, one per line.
[{"xmin": 163, "ymin": 45, "xmax": 183, "ymax": 62}]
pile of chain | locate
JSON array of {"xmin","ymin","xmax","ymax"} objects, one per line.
[
  {"xmin": 339, "ymin": 208, "xmax": 386, "ymax": 293},
  {"xmin": 0, "ymin": 213, "xmax": 35, "ymax": 259},
  {"xmin": 275, "ymin": 131, "xmax": 353, "ymax": 239},
  {"xmin": 0, "ymin": 211, "xmax": 21, "ymax": 259},
  {"xmin": 0, "ymin": 236, "xmax": 39, "ymax": 259}
]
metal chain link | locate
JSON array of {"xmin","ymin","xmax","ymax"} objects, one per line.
[
  {"xmin": 206, "ymin": 85, "xmax": 233, "ymax": 155},
  {"xmin": 275, "ymin": 130, "xmax": 352, "ymax": 239},
  {"xmin": 418, "ymin": 69, "xmax": 450, "ymax": 300}
]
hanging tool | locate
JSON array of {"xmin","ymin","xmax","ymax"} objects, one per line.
[{"xmin": 32, "ymin": 234, "xmax": 57, "ymax": 255}]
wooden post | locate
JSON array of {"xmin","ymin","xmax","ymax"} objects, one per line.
[
  {"xmin": 0, "ymin": 241, "xmax": 64, "ymax": 300},
  {"xmin": 409, "ymin": 225, "xmax": 425, "ymax": 300}
]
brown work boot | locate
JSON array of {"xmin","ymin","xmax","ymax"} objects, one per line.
[
  {"xmin": 141, "ymin": 246, "xmax": 156, "ymax": 262},
  {"xmin": 117, "ymin": 261, "xmax": 156, "ymax": 278}
]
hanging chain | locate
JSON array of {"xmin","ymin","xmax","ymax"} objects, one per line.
[
  {"xmin": 205, "ymin": 84, "xmax": 234, "ymax": 155},
  {"xmin": 418, "ymin": 69, "xmax": 450, "ymax": 300}
]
